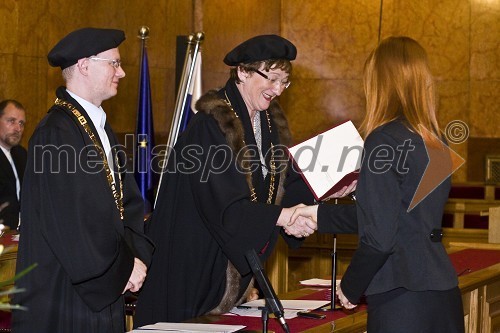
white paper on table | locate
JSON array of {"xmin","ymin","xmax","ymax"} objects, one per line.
[
  {"xmin": 243, "ymin": 299, "xmax": 329, "ymax": 310},
  {"xmin": 227, "ymin": 307, "xmax": 298, "ymax": 319},
  {"xmin": 299, "ymin": 278, "xmax": 340, "ymax": 287},
  {"xmin": 130, "ymin": 322, "xmax": 245, "ymax": 332},
  {"xmin": 228, "ymin": 299, "xmax": 330, "ymax": 318}
]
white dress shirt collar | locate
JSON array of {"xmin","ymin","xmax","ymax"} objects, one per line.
[{"xmin": 66, "ymin": 89, "xmax": 106, "ymax": 130}]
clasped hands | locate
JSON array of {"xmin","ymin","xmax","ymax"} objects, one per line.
[
  {"xmin": 277, "ymin": 181, "xmax": 357, "ymax": 238},
  {"xmin": 277, "ymin": 203, "xmax": 317, "ymax": 238}
]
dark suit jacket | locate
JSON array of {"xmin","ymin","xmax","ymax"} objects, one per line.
[
  {"xmin": 335, "ymin": 119, "xmax": 458, "ymax": 304},
  {"xmin": 0, "ymin": 145, "xmax": 27, "ymax": 229}
]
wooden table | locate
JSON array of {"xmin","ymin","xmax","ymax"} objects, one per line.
[
  {"xmin": 2, "ymin": 234, "xmax": 500, "ymax": 333},
  {"xmin": 0, "ymin": 232, "xmax": 18, "ymax": 290},
  {"xmin": 196, "ymin": 244, "xmax": 500, "ymax": 332}
]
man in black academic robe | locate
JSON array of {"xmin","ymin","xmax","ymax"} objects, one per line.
[{"xmin": 12, "ymin": 28, "xmax": 154, "ymax": 333}]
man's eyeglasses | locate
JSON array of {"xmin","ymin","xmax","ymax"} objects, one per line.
[
  {"xmin": 88, "ymin": 57, "xmax": 122, "ymax": 69},
  {"xmin": 253, "ymin": 69, "xmax": 291, "ymax": 89}
]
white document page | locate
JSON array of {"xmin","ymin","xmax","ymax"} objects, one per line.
[
  {"xmin": 130, "ymin": 322, "xmax": 245, "ymax": 332},
  {"xmin": 288, "ymin": 120, "xmax": 363, "ymax": 199},
  {"xmin": 227, "ymin": 299, "xmax": 330, "ymax": 318},
  {"xmin": 299, "ymin": 278, "xmax": 340, "ymax": 287}
]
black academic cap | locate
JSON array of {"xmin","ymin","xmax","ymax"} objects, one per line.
[
  {"xmin": 223, "ymin": 34, "xmax": 297, "ymax": 66},
  {"xmin": 47, "ymin": 27, "xmax": 125, "ymax": 69}
]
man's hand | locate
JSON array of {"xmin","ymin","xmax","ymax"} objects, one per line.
[
  {"xmin": 283, "ymin": 204, "xmax": 318, "ymax": 238},
  {"xmin": 123, "ymin": 258, "xmax": 147, "ymax": 294}
]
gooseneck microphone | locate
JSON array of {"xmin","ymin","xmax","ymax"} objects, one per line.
[{"xmin": 245, "ymin": 249, "xmax": 290, "ymax": 333}]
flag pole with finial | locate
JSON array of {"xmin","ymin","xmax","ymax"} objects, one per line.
[
  {"xmin": 135, "ymin": 26, "xmax": 155, "ymax": 214},
  {"xmin": 154, "ymin": 31, "xmax": 204, "ymax": 208}
]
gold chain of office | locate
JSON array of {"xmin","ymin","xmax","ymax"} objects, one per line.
[
  {"xmin": 54, "ymin": 98, "xmax": 125, "ymax": 220},
  {"xmin": 223, "ymin": 92, "xmax": 276, "ymax": 204}
]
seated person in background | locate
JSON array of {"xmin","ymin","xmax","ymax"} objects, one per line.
[{"xmin": 0, "ymin": 99, "xmax": 27, "ymax": 230}]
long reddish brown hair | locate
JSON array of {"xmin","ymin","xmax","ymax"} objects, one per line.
[{"xmin": 360, "ymin": 36, "xmax": 441, "ymax": 146}]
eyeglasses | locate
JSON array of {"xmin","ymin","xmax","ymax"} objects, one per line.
[
  {"xmin": 88, "ymin": 57, "xmax": 122, "ymax": 69},
  {"xmin": 253, "ymin": 69, "xmax": 291, "ymax": 89}
]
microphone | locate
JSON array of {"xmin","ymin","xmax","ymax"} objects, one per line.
[{"xmin": 245, "ymin": 249, "xmax": 290, "ymax": 333}]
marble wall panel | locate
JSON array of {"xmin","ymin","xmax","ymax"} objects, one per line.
[
  {"xmin": 0, "ymin": 0, "xmax": 20, "ymax": 54},
  {"xmin": 282, "ymin": 78, "xmax": 365, "ymax": 144},
  {"xmin": 470, "ymin": 80, "xmax": 500, "ymax": 138},
  {"xmin": 0, "ymin": 56, "xmax": 17, "ymax": 99},
  {"xmin": 17, "ymin": 56, "xmax": 48, "ymax": 127},
  {"xmin": 0, "ymin": 0, "xmax": 498, "ymax": 181},
  {"xmin": 200, "ymin": 0, "xmax": 281, "ymax": 87},
  {"xmin": 381, "ymin": 0, "xmax": 470, "ymax": 81},
  {"xmin": 436, "ymin": 81, "xmax": 470, "ymax": 182},
  {"xmin": 282, "ymin": 0, "xmax": 380, "ymax": 80},
  {"xmin": 0, "ymin": 54, "xmax": 48, "ymax": 148},
  {"xmin": 17, "ymin": 0, "xmax": 50, "ymax": 57},
  {"xmin": 469, "ymin": 0, "xmax": 499, "ymax": 142},
  {"xmin": 436, "ymin": 81, "xmax": 470, "ymax": 133},
  {"xmin": 471, "ymin": 0, "xmax": 500, "ymax": 80}
]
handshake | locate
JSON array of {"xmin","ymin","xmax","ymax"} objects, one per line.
[
  {"xmin": 278, "ymin": 204, "xmax": 318, "ymax": 238},
  {"xmin": 276, "ymin": 181, "xmax": 357, "ymax": 238}
]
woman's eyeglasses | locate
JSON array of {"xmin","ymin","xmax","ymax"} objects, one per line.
[{"xmin": 252, "ymin": 69, "xmax": 291, "ymax": 89}]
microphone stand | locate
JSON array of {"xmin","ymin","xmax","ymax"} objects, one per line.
[
  {"xmin": 331, "ymin": 234, "xmax": 338, "ymax": 310},
  {"xmin": 318, "ymin": 233, "xmax": 340, "ymax": 312},
  {"xmin": 245, "ymin": 249, "xmax": 290, "ymax": 333},
  {"xmin": 261, "ymin": 306, "xmax": 269, "ymax": 333}
]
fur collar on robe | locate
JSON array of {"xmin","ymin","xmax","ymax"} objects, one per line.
[
  {"xmin": 194, "ymin": 89, "xmax": 292, "ymax": 314},
  {"xmin": 195, "ymin": 89, "xmax": 292, "ymax": 205}
]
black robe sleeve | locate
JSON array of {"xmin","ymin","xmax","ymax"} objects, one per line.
[
  {"xmin": 186, "ymin": 114, "xmax": 283, "ymax": 275},
  {"xmin": 107, "ymin": 129, "xmax": 155, "ymax": 267},
  {"xmin": 25, "ymin": 112, "xmax": 141, "ymax": 311}
]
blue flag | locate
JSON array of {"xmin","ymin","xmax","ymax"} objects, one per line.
[
  {"xmin": 135, "ymin": 41, "xmax": 155, "ymax": 214},
  {"xmin": 180, "ymin": 50, "xmax": 202, "ymax": 132}
]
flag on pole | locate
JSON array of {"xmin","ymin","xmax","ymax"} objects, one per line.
[
  {"xmin": 180, "ymin": 50, "xmax": 202, "ymax": 132},
  {"xmin": 135, "ymin": 37, "xmax": 155, "ymax": 214}
]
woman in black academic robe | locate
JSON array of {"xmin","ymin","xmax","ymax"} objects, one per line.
[{"xmin": 134, "ymin": 35, "xmax": 357, "ymax": 326}]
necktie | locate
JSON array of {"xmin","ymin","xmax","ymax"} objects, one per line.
[{"xmin": 5, "ymin": 150, "xmax": 20, "ymax": 200}]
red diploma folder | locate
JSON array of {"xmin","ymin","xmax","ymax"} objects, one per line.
[{"xmin": 287, "ymin": 120, "xmax": 364, "ymax": 201}]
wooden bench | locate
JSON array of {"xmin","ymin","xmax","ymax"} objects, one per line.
[
  {"xmin": 449, "ymin": 183, "xmax": 499, "ymax": 200},
  {"xmin": 489, "ymin": 206, "xmax": 500, "ymax": 244},
  {"xmin": 443, "ymin": 198, "xmax": 500, "ymax": 229}
]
